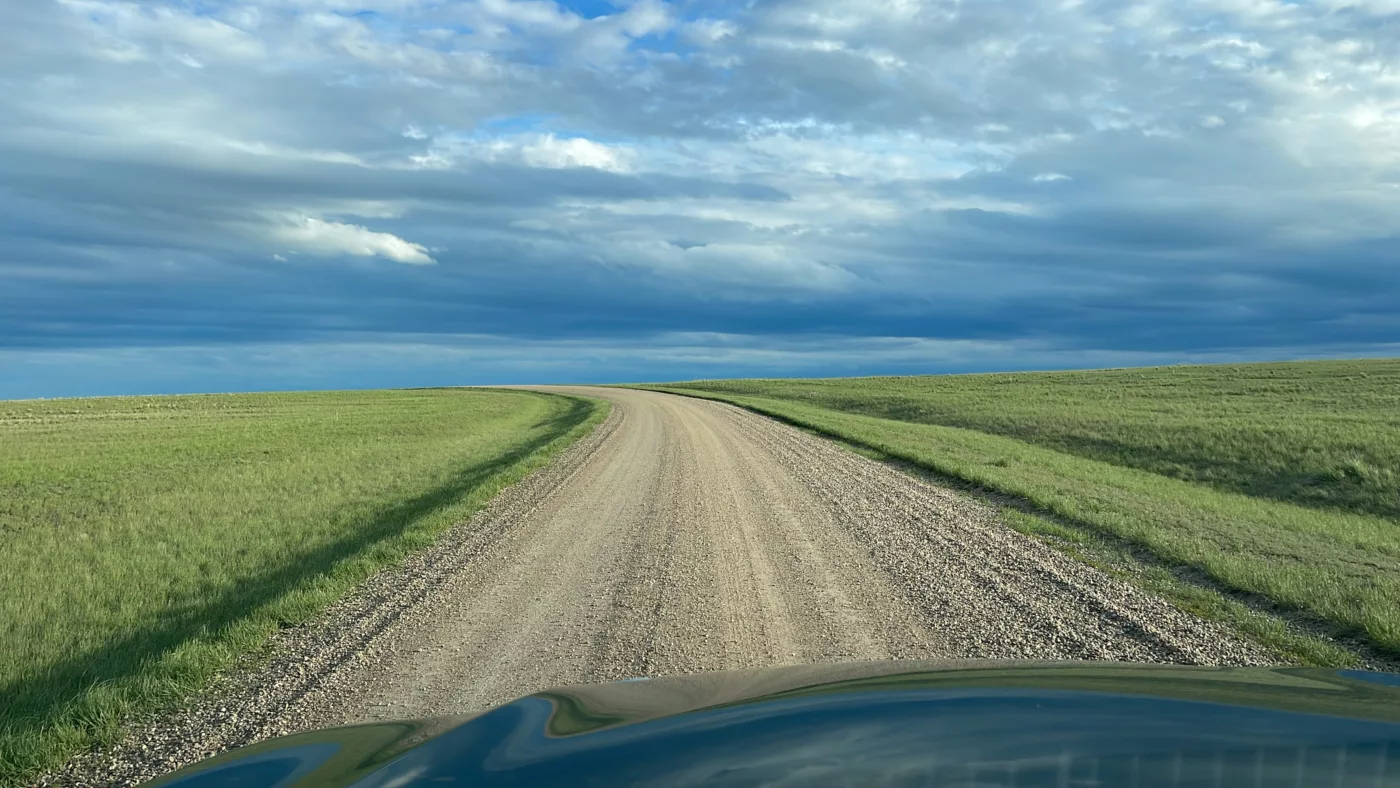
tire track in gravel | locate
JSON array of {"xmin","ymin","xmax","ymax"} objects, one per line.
[{"xmin": 42, "ymin": 387, "xmax": 1270, "ymax": 787}]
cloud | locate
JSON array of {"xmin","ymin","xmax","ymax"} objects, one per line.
[
  {"xmin": 273, "ymin": 217, "xmax": 436, "ymax": 264},
  {"xmin": 55, "ymin": 0, "xmax": 267, "ymax": 63},
  {"xmin": 4, "ymin": 0, "xmax": 1400, "ymax": 394},
  {"xmin": 413, "ymin": 133, "xmax": 636, "ymax": 172},
  {"xmin": 516, "ymin": 134, "xmax": 632, "ymax": 171}
]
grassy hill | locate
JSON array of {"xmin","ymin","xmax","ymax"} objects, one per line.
[{"xmin": 657, "ymin": 361, "xmax": 1400, "ymax": 520}]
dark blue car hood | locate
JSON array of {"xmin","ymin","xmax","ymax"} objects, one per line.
[{"xmin": 148, "ymin": 660, "xmax": 1400, "ymax": 787}]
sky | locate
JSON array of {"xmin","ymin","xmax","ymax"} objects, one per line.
[{"xmin": 3, "ymin": 0, "xmax": 1400, "ymax": 397}]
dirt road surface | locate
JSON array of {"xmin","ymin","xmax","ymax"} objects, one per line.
[{"xmin": 45, "ymin": 387, "xmax": 1268, "ymax": 786}]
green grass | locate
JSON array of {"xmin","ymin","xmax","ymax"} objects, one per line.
[
  {"xmin": 660, "ymin": 360, "xmax": 1400, "ymax": 520},
  {"xmin": 0, "ymin": 388, "xmax": 605, "ymax": 784},
  {"xmin": 633, "ymin": 359, "xmax": 1400, "ymax": 663}
]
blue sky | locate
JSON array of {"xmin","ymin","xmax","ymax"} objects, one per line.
[{"xmin": 3, "ymin": 0, "xmax": 1400, "ymax": 398}]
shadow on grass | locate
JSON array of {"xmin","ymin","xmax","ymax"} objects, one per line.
[
  {"xmin": 1015, "ymin": 432, "xmax": 1400, "ymax": 524},
  {"xmin": 0, "ymin": 395, "xmax": 594, "ymax": 745},
  {"xmin": 782, "ymin": 399, "xmax": 1400, "ymax": 523}
]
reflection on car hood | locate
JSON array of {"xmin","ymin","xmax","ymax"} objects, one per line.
[{"xmin": 148, "ymin": 660, "xmax": 1400, "ymax": 787}]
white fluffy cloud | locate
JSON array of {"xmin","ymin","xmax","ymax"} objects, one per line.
[
  {"xmin": 516, "ymin": 135, "xmax": 633, "ymax": 171},
  {"xmin": 411, "ymin": 133, "xmax": 635, "ymax": 172},
  {"xmin": 274, "ymin": 218, "xmax": 436, "ymax": 264}
]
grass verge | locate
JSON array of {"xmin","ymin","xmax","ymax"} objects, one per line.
[
  {"xmin": 655, "ymin": 361, "xmax": 1400, "ymax": 521},
  {"xmin": 630, "ymin": 379, "xmax": 1400, "ymax": 665},
  {"xmin": 0, "ymin": 388, "xmax": 606, "ymax": 785}
]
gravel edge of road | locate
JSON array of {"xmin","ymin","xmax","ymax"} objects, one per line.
[{"xmin": 35, "ymin": 401, "xmax": 623, "ymax": 788}]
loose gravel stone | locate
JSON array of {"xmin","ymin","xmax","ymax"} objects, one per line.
[{"xmin": 39, "ymin": 387, "xmax": 1271, "ymax": 787}]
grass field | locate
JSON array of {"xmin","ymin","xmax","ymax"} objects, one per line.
[
  {"xmin": 0, "ymin": 388, "xmax": 604, "ymax": 783},
  {"xmin": 636, "ymin": 359, "xmax": 1400, "ymax": 661}
]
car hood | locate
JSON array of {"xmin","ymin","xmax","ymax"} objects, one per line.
[{"xmin": 148, "ymin": 660, "xmax": 1400, "ymax": 787}]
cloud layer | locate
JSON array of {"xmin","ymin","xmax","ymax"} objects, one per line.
[{"xmin": 3, "ymin": 0, "xmax": 1400, "ymax": 394}]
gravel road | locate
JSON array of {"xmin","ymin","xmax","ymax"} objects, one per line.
[{"xmin": 43, "ymin": 387, "xmax": 1270, "ymax": 786}]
